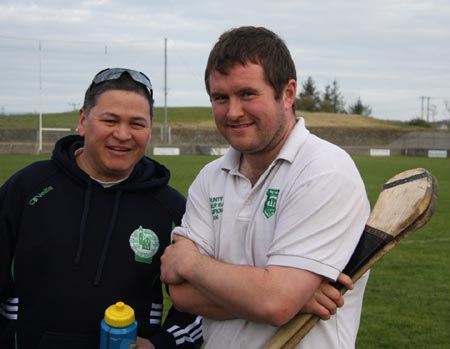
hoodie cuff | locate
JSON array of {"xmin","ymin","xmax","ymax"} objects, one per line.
[{"xmin": 149, "ymin": 329, "xmax": 178, "ymax": 349}]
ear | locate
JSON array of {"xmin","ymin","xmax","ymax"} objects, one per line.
[
  {"xmin": 283, "ymin": 79, "xmax": 297, "ymax": 111},
  {"xmin": 77, "ymin": 108, "xmax": 87, "ymax": 136}
]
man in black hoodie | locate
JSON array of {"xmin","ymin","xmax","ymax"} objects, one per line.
[{"xmin": 0, "ymin": 68, "xmax": 202, "ymax": 349}]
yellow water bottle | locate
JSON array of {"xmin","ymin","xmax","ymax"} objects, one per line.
[{"xmin": 99, "ymin": 301, "xmax": 138, "ymax": 349}]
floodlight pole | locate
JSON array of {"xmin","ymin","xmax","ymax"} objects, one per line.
[
  {"xmin": 164, "ymin": 38, "xmax": 169, "ymax": 143},
  {"xmin": 38, "ymin": 40, "xmax": 43, "ymax": 153}
]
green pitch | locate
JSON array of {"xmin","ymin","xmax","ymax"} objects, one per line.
[{"xmin": 1, "ymin": 154, "xmax": 449, "ymax": 348}]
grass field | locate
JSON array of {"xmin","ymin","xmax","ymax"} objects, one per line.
[{"xmin": 0, "ymin": 154, "xmax": 449, "ymax": 348}]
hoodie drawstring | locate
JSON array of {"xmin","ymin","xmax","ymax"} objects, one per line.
[
  {"xmin": 73, "ymin": 181, "xmax": 92, "ymax": 270},
  {"xmin": 94, "ymin": 190, "xmax": 122, "ymax": 286},
  {"xmin": 73, "ymin": 183, "xmax": 123, "ymax": 286}
]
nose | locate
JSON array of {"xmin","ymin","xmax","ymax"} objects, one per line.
[
  {"xmin": 226, "ymin": 97, "xmax": 244, "ymax": 121},
  {"xmin": 113, "ymin": 123, "xmax": 132, "ymax": 141}
]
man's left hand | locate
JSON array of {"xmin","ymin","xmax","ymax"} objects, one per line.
[
  {"xmin": 137, "ymin": 336, "xmax": 155, "ymax": 349},
  {"xmin": 301, "ymin": 273, "xmax": 353, "ymax": 320}
]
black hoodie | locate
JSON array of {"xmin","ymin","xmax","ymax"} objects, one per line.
[{"xmin": 0, "ymin": 135, "xmax": 202, "ymax": 349}]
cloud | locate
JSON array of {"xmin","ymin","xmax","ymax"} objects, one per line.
[{"xmin": 0, "ymin": 0, "xmax": 449, "ymax": 120}]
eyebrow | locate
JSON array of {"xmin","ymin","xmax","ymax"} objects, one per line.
[
  {"xmin": 209, "ymin": 92, "xmax": 226, "ymax": 99},
  {"xmin": 210, "ymin": 86, "xmax": 259, "ymax": 97}
]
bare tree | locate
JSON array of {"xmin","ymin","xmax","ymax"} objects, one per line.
[{"xmin": 444, "ymin": 100, "xmax": 450, "ymax": 117}]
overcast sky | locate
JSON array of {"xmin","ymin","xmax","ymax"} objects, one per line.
[{"xmin": 0, "ymin": 0, "xmax": 449, "ymax": 121}]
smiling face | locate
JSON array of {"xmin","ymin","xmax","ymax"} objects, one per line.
[
  {"xmin": 209, "ymin": 63, "xmax": 297, "ymax": 161},
  {"xmin": 76, "ymin": 89, "xmax": 152, "ymax": 182}
]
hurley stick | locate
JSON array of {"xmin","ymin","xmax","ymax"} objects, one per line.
[{"xmin": 265, "ymin": 168, "xmax": 438, "ymax": 349}]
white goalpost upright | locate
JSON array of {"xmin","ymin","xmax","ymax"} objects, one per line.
[{"xmin": 36, "ymin": 40, "xmax": 71, "ymax": 153}]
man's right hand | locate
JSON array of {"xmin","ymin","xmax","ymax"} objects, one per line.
[{"xmin": 160, "ymin": 234, "xmax": 200, "ymax": 285}]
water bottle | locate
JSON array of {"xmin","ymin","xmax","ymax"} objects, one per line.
[{"xmin": 100, "ymin": 301, "xmax": 138, "ymax": 349}]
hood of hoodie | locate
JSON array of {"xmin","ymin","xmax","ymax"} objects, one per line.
[
  {"xmin": 51, "ymin": 135, "xmax": 173, "ymax": 285},
  {"xmin": 51, "ymin": 134, "xmax": 171, "ymax": 191}
]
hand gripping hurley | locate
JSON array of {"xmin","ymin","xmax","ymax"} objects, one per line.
[{"xmin": 265, "ymin": 168, "xmax": 439, "ymax": 349}]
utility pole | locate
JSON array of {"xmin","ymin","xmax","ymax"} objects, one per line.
[
  {"xmin": 68, "ymin": 103, "xmax": 79, "ymax": 111},
  {"xmin": 420, "ymin": 96, "xmax": 424, "ymax": 119},
  {"xmin": 420, "ymin": 96, "xmax": 432, "ymax": 121}
]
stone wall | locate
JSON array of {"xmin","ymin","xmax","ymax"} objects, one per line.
[{"xmin": 1, "ymin": 127, "xmax": 449, "ymax": 156}]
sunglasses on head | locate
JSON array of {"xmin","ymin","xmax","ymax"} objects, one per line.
[{"xmin": 90, "ymin": 68, "xmax": 153, "ymax": 97}]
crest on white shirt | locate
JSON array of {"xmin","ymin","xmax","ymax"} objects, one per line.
[{"xmin": 263, "ymin": 188, "xmax": 280, "ymax": 218}]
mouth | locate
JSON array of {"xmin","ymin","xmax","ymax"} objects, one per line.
[
  {"xmin": 229, "ymin": 122, "xmax": 255, "ymax": 129},
  {"xmin": 107, "ymin": 145, "xmax": 131, "ymax": 153}
]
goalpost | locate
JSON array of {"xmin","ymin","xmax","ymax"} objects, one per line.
[{"xmin": 37, "ymin": 112, "xmax": 71, "ymax": 153}]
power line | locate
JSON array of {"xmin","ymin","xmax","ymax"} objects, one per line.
[{"xmin": 0, "ymin": 34, "xmax": 156, "ymax": 45}]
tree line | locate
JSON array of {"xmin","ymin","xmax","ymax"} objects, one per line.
[{"xmin": 295, "ymin": 76, "xmax": 372, "ymax": 116}]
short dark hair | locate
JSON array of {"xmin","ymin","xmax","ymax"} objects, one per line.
[
  {"xmin": 82, "ymin": 71, "xmax": 154, "ymax": 119},
  {"xmin": 205, "ymin": 26, "xmax": 297, "ymax": 105}
]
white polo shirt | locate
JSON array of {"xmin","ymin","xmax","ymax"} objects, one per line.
[{"xmin": 173, "ymin": 118, "xmax": 370, "ymax": 349}]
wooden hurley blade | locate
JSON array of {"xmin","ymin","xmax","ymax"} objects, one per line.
[
  {"xmin": 264, "ymin": 168, "xmax": 438, "ymax": 349},
  {"xmin": 341, "ymin": 168, "xmax": 438, "ymax": 285}
]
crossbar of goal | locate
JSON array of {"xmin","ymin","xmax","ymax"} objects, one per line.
[{"xmin": 38, "ymin": 127, "xmax": 71, "ymax": 153}]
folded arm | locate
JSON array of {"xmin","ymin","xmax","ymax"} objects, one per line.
[
  {"xmin": 168, "ymin": 282, "xmax": 235, "ymax": 320},
  {"xmin": 161, "ymin": 235, "xmax": 350, "ymax": 326}
]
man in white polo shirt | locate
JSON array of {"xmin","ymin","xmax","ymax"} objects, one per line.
[{"xmin": 161, "ymin": 26, "xmax": 370, "ymax": 349}]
